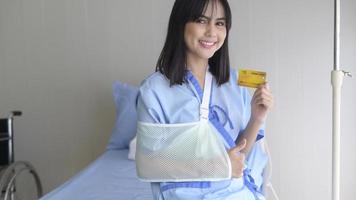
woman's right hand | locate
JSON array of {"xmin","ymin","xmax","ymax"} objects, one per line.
[{"xmin": 228, "ymin": 139, "xmax": 247, "ymax": 178}]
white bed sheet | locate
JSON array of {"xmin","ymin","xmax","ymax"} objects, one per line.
[{"xmin": 40, "ymin": 149, "xmax": 152, "ymax": 200}]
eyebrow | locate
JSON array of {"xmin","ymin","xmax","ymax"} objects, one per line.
[{"xmin": 200, "ymin": 15, "xmax": 226, "ymax": 21}]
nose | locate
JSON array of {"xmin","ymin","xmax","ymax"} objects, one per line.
[{"xmin": 205, "ymin": 22, "xmax": 217, "ymax": 37}]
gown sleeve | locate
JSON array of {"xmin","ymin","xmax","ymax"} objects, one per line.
[
  {"xmin": 136, "ymin": 80, "xmax": 164, "ymax": 124},
  {"xmin": 240, "ymin": 87, "xmax": 265, "ymax": 141}
]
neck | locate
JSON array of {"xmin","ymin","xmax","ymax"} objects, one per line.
[
  {"xmin": 187, "ymin": 59, "xmax": 208, "ymax": 90},
  {"xmin": 187, "ymin": 58, "xmax": 208, "ymax": 79}
]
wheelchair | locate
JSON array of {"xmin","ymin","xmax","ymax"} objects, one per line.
[{"xmin": 0, "ymin": 111, "xmax": 43, "ymax": 200}]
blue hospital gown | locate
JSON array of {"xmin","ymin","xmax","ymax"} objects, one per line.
[{"xmin": 136, "ymin": 69, "xmax": 268, "ymax": 200}]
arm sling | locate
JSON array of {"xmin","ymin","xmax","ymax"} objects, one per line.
[{"xmin": 136, "ymin": 71, "xmax": 232, "ymax": 182}]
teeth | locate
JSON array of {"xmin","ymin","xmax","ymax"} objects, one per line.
[{"xmin": 200, "ymin": 41, "xmax": 215, "ymax": 46}]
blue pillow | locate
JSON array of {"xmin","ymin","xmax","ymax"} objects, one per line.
[{"xmin": 107, "ymin": 81, "xmax": 138, "ymax": 150}]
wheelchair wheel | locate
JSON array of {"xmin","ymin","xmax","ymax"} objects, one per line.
[{"xmin": 0, "ymin": 161, "xmax": 43, "ymax": 200}]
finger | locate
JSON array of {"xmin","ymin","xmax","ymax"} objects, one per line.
[
  {"xmin": 262, "ymin": 81, "xmax": 270, "ymax": 87},
  {"xmin": 255, "ymin": 98, "xmax": 273, "ymax": 109},
  {"xmin": 257, "ymin": 82, "xmax": 269, "ymax": 90},
  {"xmin": 257, "ymin": 87, "xmax": 272, "ymax": 98},
  {"xmin": 237, "ymin": 152, "xmax": 246, "ymax": 161},
  {"xmin": 265, "ymin": 88, "xmax": 273, "ymax": 98},
  {"xmin": 258, "ymin": 84, "xmax": 272, "ymax": 97},
  {"xmin": 253, "ymin": 87, "xmax": 271, "ymax": 100},
  {"xmin": 257, "ymin": 95, "xmax": 273, "ymax": 104},
  {"xmin": 257, "ymin": 83, "xmax": 266, "ymax": 89},
  {"xmin": 253, "ymin": 91, "xmax": 273, "ymax": 104},
  {"xmin": 252, "ymin": 89, "xmax": 263, "ymax": 102}
]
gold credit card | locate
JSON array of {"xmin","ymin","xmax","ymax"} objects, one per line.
[{"xmin": 237, "ymin": 69, "xmax": 266, "ymax": 88}]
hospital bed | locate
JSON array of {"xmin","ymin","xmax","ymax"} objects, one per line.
[
  {"xmin": 40, "ymin": 82, "xmax": 152, "ymax": 200},
  {"xmin": 40, "ymin": 149, "xmax": 152, "ymax": 200},
  {"xmin": 40, "ymin": 81, "xmax": 278, "ymax": 200}
]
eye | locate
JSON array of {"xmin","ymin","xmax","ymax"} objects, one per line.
[
  {"xmin": 196, "ymin": 18, "xmax": 207, "ymax": 24},
  {"xmin": 216, "ymin": 21, "xmax": 226, "ymax": 26}
]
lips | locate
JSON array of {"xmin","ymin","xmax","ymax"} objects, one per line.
[{"xmin": 199, "ymin": 40, "xmax": 217, "ymax": 48}]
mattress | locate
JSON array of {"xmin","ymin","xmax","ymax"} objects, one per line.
[{"xmin": 40, "ymin": 149, "xmax": 152, "ymax": 200}]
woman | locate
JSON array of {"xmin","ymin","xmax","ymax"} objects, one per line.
[{"xmin": 136, "ymin": 0, "xmax": 273, "ymax": 199}]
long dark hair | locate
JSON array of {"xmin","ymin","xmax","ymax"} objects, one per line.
[{"xmin": 156, "ymin": 0, "xmax": 232, "ymax": 86}]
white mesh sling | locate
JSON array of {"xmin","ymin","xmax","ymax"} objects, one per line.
[{"xmin": 136, "ymin": 71, "xmax": 232, "ymax": 182}]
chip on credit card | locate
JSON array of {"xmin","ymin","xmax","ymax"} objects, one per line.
[{"xmin": 237, "ymin": 69, "xmax": 266, "ymax": 88}]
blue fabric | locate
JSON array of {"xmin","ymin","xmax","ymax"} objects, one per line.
[
  {"xmin": 209, "ymin": 115, "xmax": 236, "ymax": 149},
  {"xmin": 161, "ymin": 182, "xmax": 211, "ymax": 193},
  {"xmin": 107, "ymin": 81, "xmax": 139, "ymax": 150},
  {"xmin": 189, "ymin": 71, "xmax": 237, "ymax": 149},
  {"xmin": 188, "ymin": 71, "xmax": 263, "ymax": 199},
  {"xmin": 137, "ymin": 69, "xmax": 266, "ymax": 199},
  {"xmin": 40, "ymin": 150, "xmax": 152, "ymax": 200},
  {"xmin": 246, "ymin": 141, "xmax": 269, "ymax": 192}
]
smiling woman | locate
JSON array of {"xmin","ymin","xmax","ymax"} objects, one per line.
[
  {"xmin": 136, "ymin": 0, "xmax": 274, "ymax": 199},
  {"xmin": 156, "ymin": 0, "xmax": 232, "ymax": 86},
  {"xmin": 1, "ymin": 0, "xmax": 355, "ymax": 199},
  {"xmin": 184, "ymin": 2, "xmax": 227, "ymax": 79}
]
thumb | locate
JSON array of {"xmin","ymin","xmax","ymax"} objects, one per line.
[
  {"xmin": 265, "ymin": 82, "xmax": 270, "ymax": 90},
  {"xmin": 234, "ymin": 139, "xmax": 247, "ymax": 153}
]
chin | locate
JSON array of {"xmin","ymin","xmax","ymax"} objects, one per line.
[{"xmin": 202, "ymin": 52, "xmax": 217, "ymax": 59}]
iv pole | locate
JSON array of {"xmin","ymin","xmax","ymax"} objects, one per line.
[{"xmin": 331, "ymin": 0, "xmax": 352, "ymax": 199}]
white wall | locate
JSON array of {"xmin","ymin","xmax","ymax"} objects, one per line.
[
  {"xmin": 230, "ymin": 0, "xmax": 356, "ymax": 199},
  {"xmin": 0, "ymin": 0, "xmax": 355, "ymax": 199}
]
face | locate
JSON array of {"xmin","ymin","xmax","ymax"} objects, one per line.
[{"xmin": 184, "ymin": 0, "xmax": 227, "ymax": 66}]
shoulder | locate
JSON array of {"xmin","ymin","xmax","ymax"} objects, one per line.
[
  {"xmin": 137, "ymin": 72, "xmax": 169, "ymax": 110},
  {"xmin": 136, "ymin": 72, "xmax": 169, "ymax": 123},
  {"xmin": 139, "ymin": 72, "xmax": 171, "ymax": 93},
  {"xmin": 137, "ymin": 71, "xmax": 198, "ymax": 123},
  {"xmin": 229, "ymin": 68, "xmax": 238, "ymax": 85}
]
